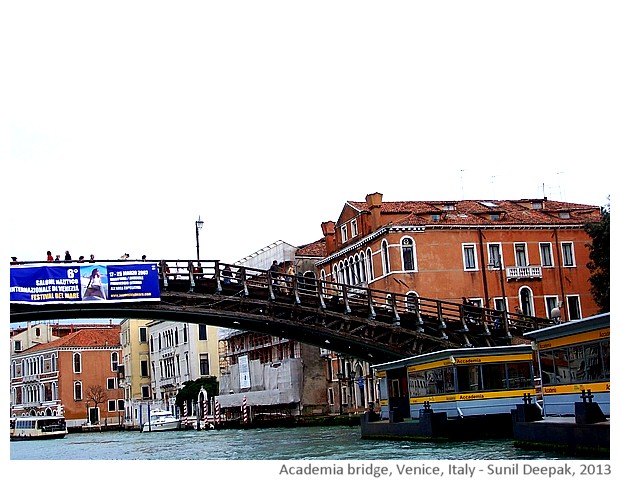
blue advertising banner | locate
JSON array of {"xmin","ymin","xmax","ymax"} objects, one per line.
[{"xmin": 10, "ymin": 262, "xmax": 161, "ymax": 304}]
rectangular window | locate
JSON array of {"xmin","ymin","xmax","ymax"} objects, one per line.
[
  {"xmin": 198, "ymin": 324, "xmax": 208, "ymax": 341},
  {"xmin": 351, "ymin": 219, "xmax": 358, "ymax": 237},
  {"xmin": 141, "ymin": 385, "xmax": 151, "ymax": 400},
  {"xmin": 108, "ymin": 400, "xmax": 116, "ymax": 412},
  {"xmin": 493, "ymin": 297, "xmax": 506, "ymax": 312},
  {"xmin": 462, "ymin": 244, "xmax": 477, "ymax": 270},
  {"xmin": 199, "ymin": 354, "xmax": 210, "ymax": 376},
  {"xmin": 139, "ymin": 327, "xmax": 147, "ymax": 343},
  {"xmin": 107, "ymin": 378, "xmax": 116, "ymax": 389},
  {"xmin": 118, "ymin": 399, "xmax": 125, "ymax": 411},
  {"xmin": 327, "ymin": 387, "xmax": 334, "ymax": 405},
  {"xmin": 456, "ymin": 365, "xmax": 481, "ymax": 392},
  {"xmin": 540, "ymin": 242, "xmax": 553, "ymax": 267},
  {"xmin": 340, "ymin": 224, "xmax": 348, "ymax": 243},
  {"xmin": 480, "ymin": 363, "xmax": 505, "ymax": 390},
  {"xmin": 545, "ymin": 296, "xmax": 559, "ymax": 318},
  {"xmin": 514, "ymin": 243, "xmax": 528, "ymax": 267},
  {"xmin": 140, "ymin": 359, "xmax": 149, "ymax": 377},
  {"xmin": 14, "ymin": 340, "xmax": 22, "ymax": 352},
  {"xmin": 567, "ymin": 295, "xmax": 581, "ymax": 320},
  {"xmin": 488, "ymin": 243, "xmax": 502, "ymax": 268},
  {"xmin": 561, "ymin": 242, "xmax": 575, "ymax": 267}
]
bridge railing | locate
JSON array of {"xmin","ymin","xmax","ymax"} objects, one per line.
[{"xmin": 11, "ymin": 258, "xmax": 554, "ymax": 335}]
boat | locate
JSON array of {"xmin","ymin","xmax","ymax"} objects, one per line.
[
  {"xmin": 511, "ymin": 313, "xmax": 610, "ymax": 457},
  {"xmin": 361, "ymin": 344, "xmax": 540, "ymax": 441},
  {"xmin": 10, "ymin": 415, "xmax": 68, "ymax": 441},
  {"xmin": 141, "ymin": 409, "xmax": 181, "ymax": 432}
]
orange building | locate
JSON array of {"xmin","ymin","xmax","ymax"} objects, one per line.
[
  {"xmin": 317, "ymin": 193, "xmax": 602, "ymax": 322},
  {"xmin": 10, "ymin": 326, "xmax": 124, "ymax": 429}
]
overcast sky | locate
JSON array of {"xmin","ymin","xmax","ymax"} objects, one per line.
[{"xmin": 4, "ymin": 1, "xmax": 616, "ymax": 265}]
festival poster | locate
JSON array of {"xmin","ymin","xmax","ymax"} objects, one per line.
[{"xmin": 10, "ymin": 262, "xmax": 161, "ymax": 304}]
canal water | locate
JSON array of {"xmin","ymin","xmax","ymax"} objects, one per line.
[{"xmin": 10, "ymin": 424, "xmax": 582, "ymax": 461}]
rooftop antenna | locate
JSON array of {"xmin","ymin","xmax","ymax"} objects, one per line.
[
  {"xmin": 556, "ymin": 171, "xmax": 564, "ymax": 201},
  {"xmin": 491, "ymin": 175, "xmax": 496, "ymax": 199},
  {"xmin": 460, "ymin": 169, "xmax": 465, "ymax": 199}
]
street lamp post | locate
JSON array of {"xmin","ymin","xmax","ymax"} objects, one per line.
[
  {"xmin": 336, "ymin": 372, "xmax": 344, "ymax": 415},
  {"xmin": 195, "ymin": 216, "xmax": 204, "ymax": 260}
]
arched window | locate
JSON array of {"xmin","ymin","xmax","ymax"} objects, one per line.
[
  {"xmin": 74, "ymin": 381, "xmax": 83, "ymax": 401},
  {"xmin": 381, "ymin": 240, "xmax": 390, "ymax": 275},
  {"xmin": 353, "ymin": 254, "xmax": 361, "ymax": 285},
  {"xmin": 51, "ymin": 354, "xmax": 57, "ymax": 372},
  {"xmin": 519, "ymin": 286, "xmax": 535, "ymax": 317},
  {"xmin": 343, "ymin": 259, "xmax": 351, "ymax": 285},
  {"xmin": 365, "ymin": 248, "xmax": 374, "ymax": 281},
  {"xmin": 358, "ymin": 252, "xmax": 367, "ymax": 284},
  {"xmin": 406, "ymin": 291, "xmax": 419, "ymax": 313},
  {"xmin": 111, "ymin": 352, "xmax": 119, "ymax": 372},
  {"xmin": 73, "ymin": 352, "xmax": 82, "ymax": 373},
  {"xmin": 401, "ymin": 237, "xmax": 416, "ymax": 271}
]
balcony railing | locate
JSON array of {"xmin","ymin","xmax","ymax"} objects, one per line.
[{"xmin": 505, "ymin": 266, "xmax": 542, "ymax": 280}]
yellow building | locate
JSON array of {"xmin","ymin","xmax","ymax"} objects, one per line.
[{"xmin": 119, "ymin": 318, "xmax": 152, "ymax": 428}]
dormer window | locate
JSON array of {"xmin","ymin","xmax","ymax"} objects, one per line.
[
  {"xmin": 351, "ymin": 219, "xmax": 358, "ymax": 237},
  {"xmin": 532, "ymin": 202, "xmax": 543, "ymax": 210},
  {"xmin": 442, "ymin": 204, "xmax": 456, "ymax": 211},
  {"xmin": 340, "ymin": 224, "xmax": 348, "ymax": 242},
  {"xmin": 490, "ymin": 213, "xmax": 501, "ymax": 221},
  {"xmin": 559, "ymin": 212, "xmax": 570, "ymax": 219},
  {"xmin": 431, "ymin": 214, "xmax": 441, "ymax": 222}
]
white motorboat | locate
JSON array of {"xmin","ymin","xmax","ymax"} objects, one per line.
[{"xmin": 141, "ymin": 409, "xmax": 180, "ymax": 432}]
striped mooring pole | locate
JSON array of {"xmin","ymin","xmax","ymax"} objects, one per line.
[
  {"xmin": 183, "ymin": 401, "xmax": 188, "ymax": 428},
  {"xmin": 215, "ymin": 399, "xmax": 221, "ymax": 426},
  {"xmin": 202, "ymin": 395, "xmax": 208, "ymax": 424},
  {"xmin": 242, "ymin": 395, "xmax": 249, "ymax": 424}
]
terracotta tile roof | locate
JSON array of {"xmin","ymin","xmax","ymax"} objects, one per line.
[
  {"xmin": 347, "ymin": 198, "xmax": 601, "ymax": 227},
  {"xmin": 296, "ymin": 238, "xmax": 326, "ymax": 257},
  {"xmin": 21, "ymin": 326, "xmax": 121, "ymax": 353}
]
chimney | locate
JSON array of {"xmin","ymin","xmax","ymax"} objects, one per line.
[
  {"xmin": 321, "ymin": 221, "xmax": 336, "ymax": 255},
  {"xmin": 365, "ymin": 192, "xmax": 383, "ymax": 231}
]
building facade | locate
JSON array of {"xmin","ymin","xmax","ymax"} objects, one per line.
[
  {"xmin": 118, "ymin": 318, "xmax": 152, "ymax": 428},
  {"xmin": 147, "ymin": 320, "xmax": 220, "ymax": 416},
  {"xmin": 317, "ymin": 193, "xmax": 602, "ymax": 322},
  {"xmin": 10, "ymin": 325, "xmax": 124, "ymax": 429}
]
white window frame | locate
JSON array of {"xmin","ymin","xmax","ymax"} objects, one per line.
[
  {"xmin": 351, "ymin": 219, "xmax": 358, "ymax": 238},
  {"xmin": 544, "ymin": 295, "xmax": 560, "ymax": 318},
  {"xmin": 400, "ymin": 236, "xmax": 417, "ymax": 272},
  {"xmin": 561, "ymin": 242, "xmax": 575, "ymax": 267},
  {"xmin": 462, "ymin": 244, "xmax": 478, "ymax": 271},
  {"xmin": 381, "ymin": 240, "xmax": 391, "ymax": 275},
  {"xmin": 514, "ymin": 242, "xmax": 529, "ymax": 267},
  {"xmin": 539, "ymin": 242, "xmax": 554, "ymax": 267},
  {"xmin": 73, "ymin": 352, "xmax": 82, "ymax": 373},
  {"xmin": 340, "ymin": 224, "xmax": 348, "ymax": 243},
  {"xmin": 74, "ymin": 381, "xmax": 83, "ymax": 401},
  {"xmin": 487, "ymin": 243, "xmax": 502, "ymax": 269}
]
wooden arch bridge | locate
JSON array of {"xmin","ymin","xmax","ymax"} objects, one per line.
[{"xmin": 9, "ymin": 260, "xmax": 555, "ymax": 363}]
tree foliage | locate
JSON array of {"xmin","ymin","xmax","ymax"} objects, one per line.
[
  {"xmin": 175, "ymin": 376, "xmax": 219, "ymax": 408},
  {"xmin": 583, "ymin": 204, "xmax": 610, "ymax": 314}
]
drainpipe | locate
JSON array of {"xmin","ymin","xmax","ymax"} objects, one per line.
[
  {"xmin": 552, "ymin": 228, "xmax": 567, "ymax": 319},
  {"xmin": 477, "ymin": 229, "xmax": 490, "ymax": 308}
]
